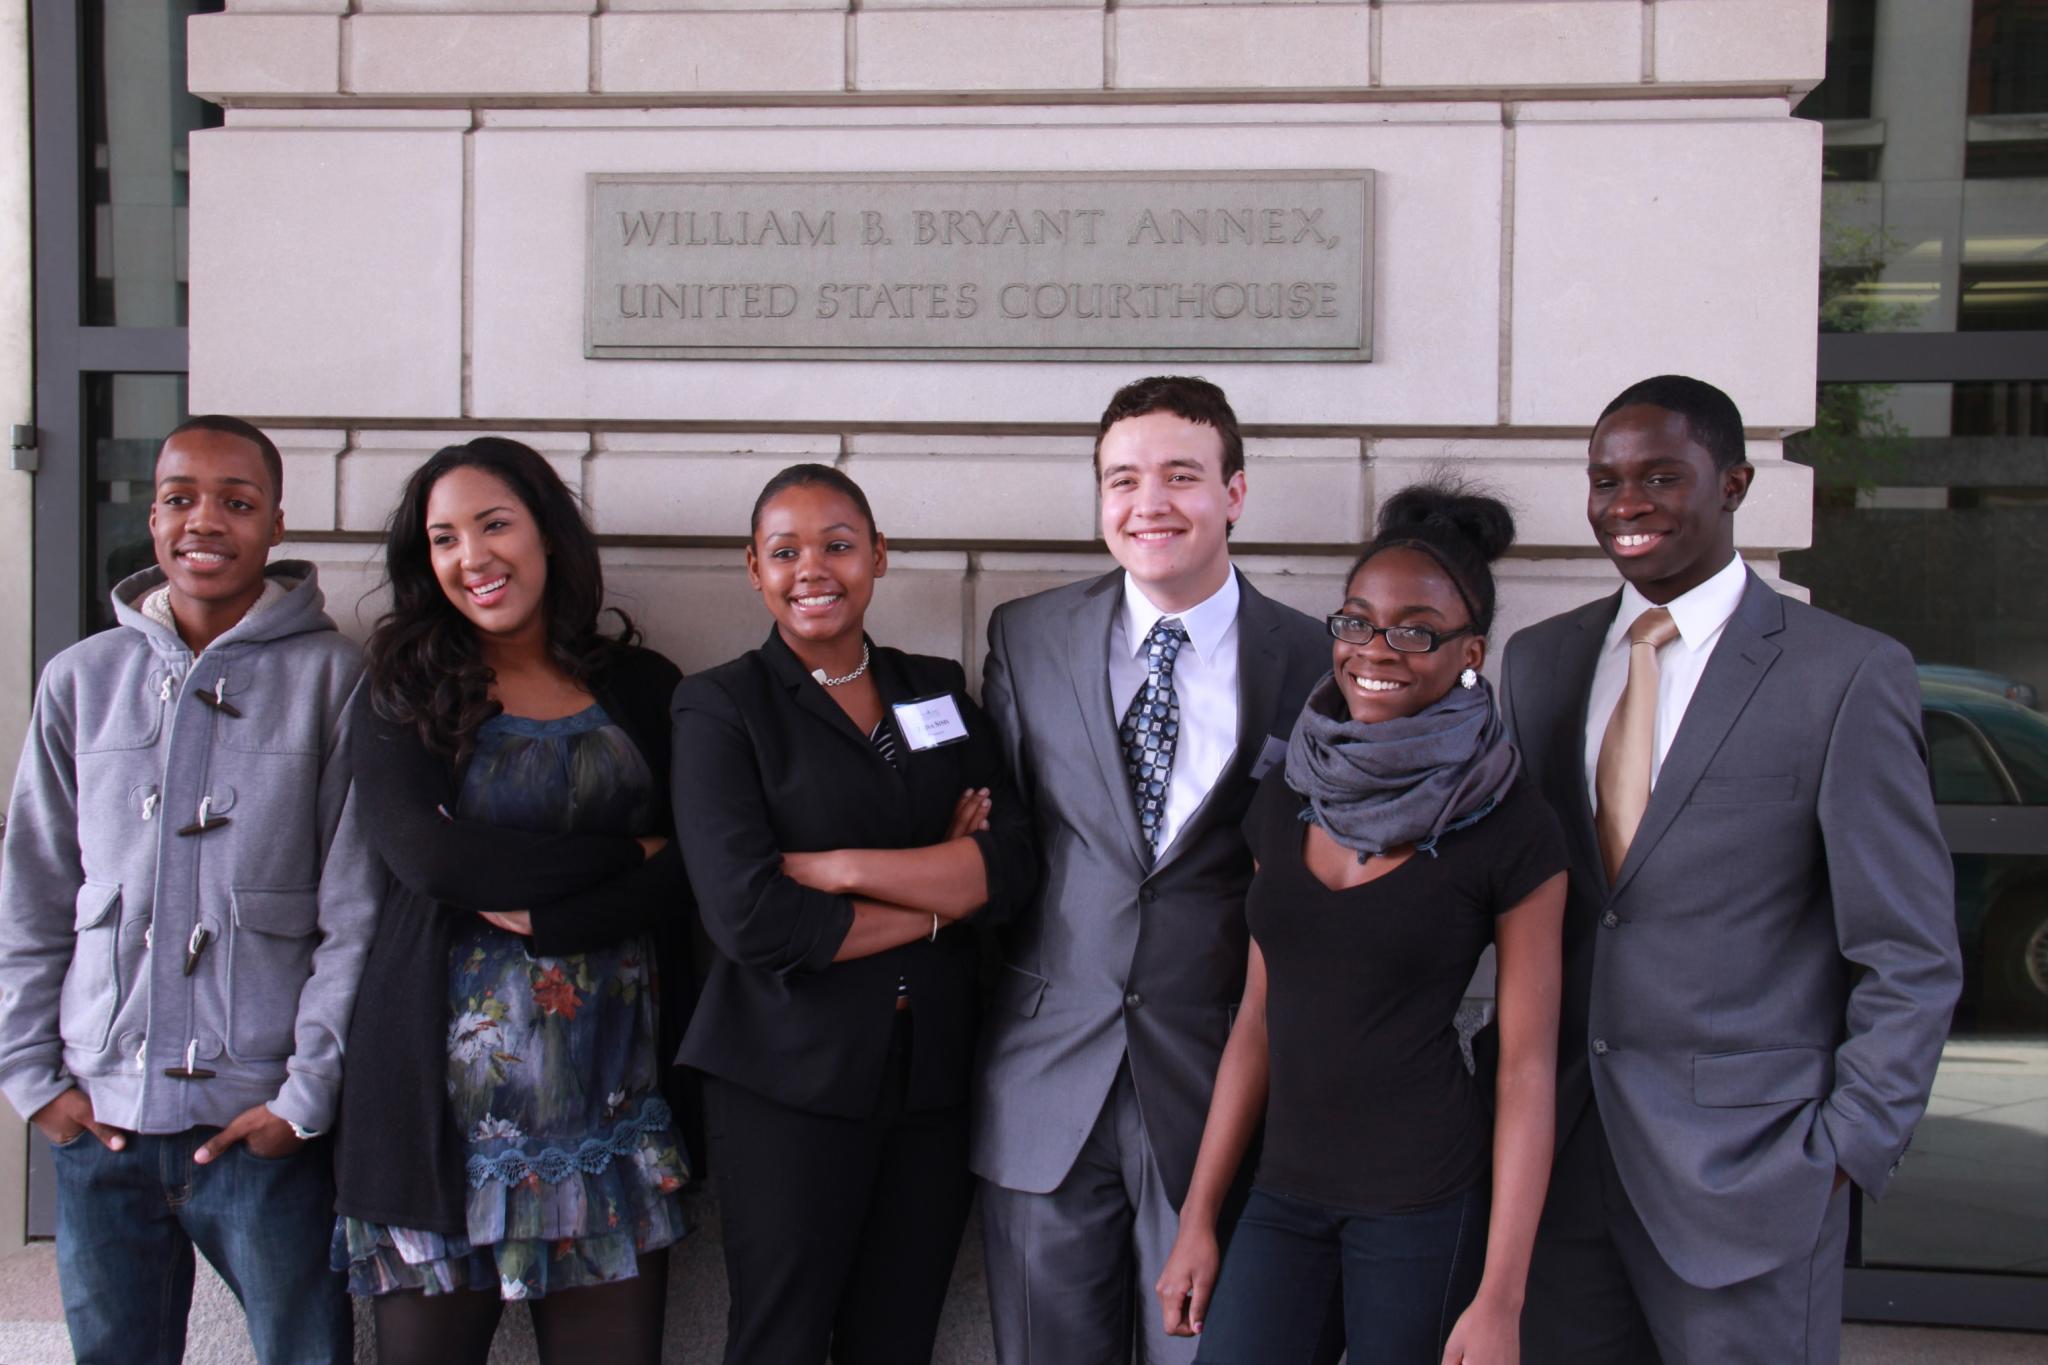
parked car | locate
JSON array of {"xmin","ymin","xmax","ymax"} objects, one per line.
[
  {"xmin": 1918, "ymin": 663, "xmax": 2039, "ymax": 711},
  {"xmin": 1920, "ymin": 680, "xmax": 2048, "ymax": 1028}
]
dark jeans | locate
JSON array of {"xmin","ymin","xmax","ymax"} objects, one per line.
[
  {"xmin": 1193, "ymin": 1184, "xmax": 1489, "ymax": 1365},
  {"xmin": 49, "ymin": 1127, "xmax": 352, "ymax": 1365}
]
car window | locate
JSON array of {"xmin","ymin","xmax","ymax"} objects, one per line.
[
  {"xmin": 1924, "ymin": 711, "xmax": 2010, "ymax": 805},
  {"xmin": 1964, "ymin": 706, "xmax": 2048, "ymax": 805}
]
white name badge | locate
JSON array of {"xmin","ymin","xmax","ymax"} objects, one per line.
[{"xmin": 892, "ymin": 693, "xmax": 970, "ymax": 752}]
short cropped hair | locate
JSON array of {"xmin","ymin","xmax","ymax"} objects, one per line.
[
  {"xmin": 1597, "ymin": 375, "xmax": 1748, "ymax": 472},
  {"xmin": 1092, "ymin": 375, "xmax": 1245, "ymax": 482},
  {"xmin": 162, "ymin": 415, "xmax": 285, "ymax": 506}
]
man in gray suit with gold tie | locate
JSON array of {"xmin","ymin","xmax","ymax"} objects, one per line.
[
  {"xmin": 1506, "ymin": 375, "xmax": 1962, "ymax": 1364},
  {"xmin": 970, "ymin": 376, "xmax": 1329, "ymax": 1364}
]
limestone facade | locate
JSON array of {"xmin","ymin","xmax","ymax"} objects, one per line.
[{"xmin": 182, "ymin": 0, "xmax": 1826, "ymax": 682}]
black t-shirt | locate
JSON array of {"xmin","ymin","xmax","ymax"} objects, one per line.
[{"xmin": 1242, "ymin": 771, "xmax": 1566, "ymax": 1214}]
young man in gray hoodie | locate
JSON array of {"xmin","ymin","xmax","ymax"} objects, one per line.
[{"xmin": 0, "ymin": 416, "xmax": 379, "ymax": 1365}]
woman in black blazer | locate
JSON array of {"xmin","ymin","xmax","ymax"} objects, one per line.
[{"xmin": 672, "ymin": 464, "xmax": 1035, "ymax": 1365}]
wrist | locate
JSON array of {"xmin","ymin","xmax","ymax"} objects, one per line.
[{"xmin": 1469, "ymin": 1278, "xmax": 1525, "ymax": 1313}]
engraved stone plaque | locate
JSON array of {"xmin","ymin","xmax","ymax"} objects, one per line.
[{"xmin": 586, "ymin": 171, "xmax": 1373, "ymax": 362}]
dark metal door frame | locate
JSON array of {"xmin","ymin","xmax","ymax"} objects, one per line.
[
  {"xmin": 24, "ymin": 0, "xmax": 191, "ymax": 1240},
  {"xmin": 29, "ymin": 0, "xmax": 187, "ymax": 677}
]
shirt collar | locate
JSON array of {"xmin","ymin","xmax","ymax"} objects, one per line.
[
  {"xmin": 1121, "ymin": 569, "xmax": 1241, "ymax": 661},
  {"xmin": 1605, "ymin": 553, "xmax": 1748, "ymax": 654}
]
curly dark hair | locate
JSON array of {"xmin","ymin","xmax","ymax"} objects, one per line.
[{"xmin": 364, "ymin": 436, "xmax": 636, "ymax": 765}]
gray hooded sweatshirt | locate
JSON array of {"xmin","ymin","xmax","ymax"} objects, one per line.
[{"xmin": 0, "ymin": 561, "xmax": 381, "ymax": 1135}]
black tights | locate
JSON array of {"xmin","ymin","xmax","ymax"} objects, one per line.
[{"xmin": 371, "ymin": 1249, "xmax": 669, "ymax": 1365}]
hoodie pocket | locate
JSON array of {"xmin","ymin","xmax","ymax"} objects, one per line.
[
  {"xmin": 58, "ymin": 884, "xmax": 124, "ymax": 1051},
  {"xmin": 74, "ymin": 674, "xmax": 169, "ymax": 754},
  {"xmin": 227, "ymin": 887, "xmax": 319, "ymax": 1059}
]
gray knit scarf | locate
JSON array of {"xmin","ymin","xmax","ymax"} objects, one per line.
[{"xmin": 1284, "ymin": 671, "xmax": 1521, "ymax": 859}]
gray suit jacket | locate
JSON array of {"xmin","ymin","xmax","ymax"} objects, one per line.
[
  {"xmin": 968, "ymin": 568, "xmax": 1329, "ymax": 1203},
  {"xmin": 1501, "ymin": 572, "xmax": 1961, "ymax": 1289}
]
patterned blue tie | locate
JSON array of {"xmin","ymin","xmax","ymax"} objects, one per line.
[{"xmin": 1120, "ymin": 617, "xmax": 1189, "ymax": 858}]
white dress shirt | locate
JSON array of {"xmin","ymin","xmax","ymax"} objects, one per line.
[
  {"xmin": 1583, "ymin": 553, "xmax": 1750, "ymax": 807},
  {"xmin": 1109, "ymin": 570, "xmax": 1242, "ymax": 859}
]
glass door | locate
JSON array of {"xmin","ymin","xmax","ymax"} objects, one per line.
[
  {"xmin": 25, "ymin": 0, "xmax": 220, "ymax": 1236},
  {"xmin": 1796, "ymin": 0, "xmax": 2048, "ymax": 1330}
]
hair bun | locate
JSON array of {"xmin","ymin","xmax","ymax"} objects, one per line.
[{"xmin": 1374, "ymin": 481, "xmax": 1516, "ymax": 564}]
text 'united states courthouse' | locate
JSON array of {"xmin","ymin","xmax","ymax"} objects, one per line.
[{"xmin": 586, "ymin": 172, "xmax": 1374, "ymax": 363}]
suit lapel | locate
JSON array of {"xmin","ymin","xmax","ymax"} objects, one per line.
[
  {"xmin": 1609, "ymin": 575, "xmax": 1785, "ymax": 900},
  {"xmin": 1153, "ymin": 571, "xmax": 1278, "ymax": 875},
  {"xmin": 1069, "ymin": 572, "xmax": 1151, "ymax": 870},
  {"xmin": 765, "ymin": 629, "xmax": 896, "ymax": 771},
  {"xmin": 1550, "ymin": 594, "xmax": 1615, "ymax": 890}
]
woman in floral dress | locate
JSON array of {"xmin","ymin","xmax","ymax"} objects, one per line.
[{"xmin": 333, "ymin": 437, "xmax": 691, "ymax": 1363}]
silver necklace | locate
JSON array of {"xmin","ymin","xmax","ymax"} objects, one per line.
[{"xmin": 810, "ymin": 642, "xmax": 871, "ymax": 688}]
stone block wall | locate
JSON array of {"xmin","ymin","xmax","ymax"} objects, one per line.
[{"xmin": 185, "ymin": 0, "xmax": 1828, "ymax": 679}]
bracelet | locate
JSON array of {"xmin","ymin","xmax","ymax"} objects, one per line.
[{"xmin": 929, "ymin": 912, "xmax": 940, "ymax": 943}]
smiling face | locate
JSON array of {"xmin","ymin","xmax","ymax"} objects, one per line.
[
  {"xmin": 148, "ymin": 427, "xmax": 284, "ymax": 623},
  {"xmin": 1098, "ymin": 410, "xmax": 1246, "ymax": 613},
  {"xmin": 1587, "ymin": 404, "xmax": 1753, "ymax": 605},
  {"xmin": 1330, "ymin": 547, "xmax": 1485, "ymax": 724},
  {"xmin": 746, "ymin": 481, "xmax": 887, "ymax": 658},
  {"xmin": 424, "ymin": 464, "xmax": 550, "ymax": 646}
]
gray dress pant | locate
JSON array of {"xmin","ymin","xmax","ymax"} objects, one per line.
[
  {"xmin": 981, "ymin": 1059, "xmax": 1198, "ymax": 1365},
  {"xmin": 1523, "ymin": 1104, "xmax": 1852, "ymax": 1365}
]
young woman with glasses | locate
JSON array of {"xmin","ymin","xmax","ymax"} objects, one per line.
[{"xmin": 1154, "ymin": 483, "xmax": 1568, "ymax": 1365}]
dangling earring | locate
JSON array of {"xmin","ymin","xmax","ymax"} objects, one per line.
[{"xmin": 1459, "ymin": 667, "xmax": 1479, "ymax": 690}]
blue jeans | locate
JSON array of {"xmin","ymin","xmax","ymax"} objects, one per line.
[
  {"xmin": 1193, "ymin": 1184, "xmax": 1489, "ymax": 1365},
  {"xmin": 49, "ymin": 1127, "xmax": 352, "ymax": 1365}
]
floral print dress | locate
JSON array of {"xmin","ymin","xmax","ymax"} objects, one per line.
[{"xmin": 334, "ymin": 705, "xmax": 690, "ymax": 1299}]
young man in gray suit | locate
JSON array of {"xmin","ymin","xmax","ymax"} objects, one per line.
[
  {"xmin": 1505, "ymin": 375, "xmax": 1962, "ymax": 1364},
  {"xmin": 971, "ymin": 376, "xmax": 1330, "ymax": 1364}
]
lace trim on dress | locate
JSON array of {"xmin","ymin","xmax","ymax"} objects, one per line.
[{"xmin": 463, "ymin": 1095, "xmax": 673, "ymax": 1189}]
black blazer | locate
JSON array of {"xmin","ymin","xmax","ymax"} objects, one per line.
[
  {"xmin": 335, "ymin": 644, "xmax": 695, "ymax": 1235},
  {"xmin": 672, "ymin": 630, "xmax": 1036, "ymax": 1119}
]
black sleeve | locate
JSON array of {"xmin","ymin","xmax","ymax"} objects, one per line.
[
  {"xmin": 1489, "ymin": 786, "xmax": 1569, "ymax": 915},
  {"xmin": 671, "ymin": 672, "xmax": 855, "ymax": 980},
  {"xmin": 349, "ymin": 691, "xmax": 641, "ymax": 913},
  {"xmin": 525, "ymin": 647, "xmax": 693, "ymax": 955},
  {"xmin": 947, "ymin": 664, "xmax": 1037, "ymax": 928},
  {"xmin": 526, "ymin": 844, "xmax": 690, "ymax": 957}
]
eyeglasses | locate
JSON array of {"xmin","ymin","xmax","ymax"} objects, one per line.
[{"xmin": 1324, "ymin": 615, "xmax": 1477, "ymax": 654}]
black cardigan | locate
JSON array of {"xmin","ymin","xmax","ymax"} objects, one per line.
[
  {"xmin": 334, "ymin": 645, "xmax": 694, "ymax": 1236},
  {"xmin": 672, "ymin": 631, "xmax": 1037, "ymax": 1118}
]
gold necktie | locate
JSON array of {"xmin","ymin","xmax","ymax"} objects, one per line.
[{"xmin": 1595, "ymin": 606, "xmax": 1681, "ymax": 884}]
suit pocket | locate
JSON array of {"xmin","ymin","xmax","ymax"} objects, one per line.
[
  {"xmin": 1691, "ymin": 773, "xmax": 1797, "ymax": 805},
  {"xmin": 1693, "ymin": 1045, "xmax": 1833, "ymax": 1107},
  {"xmin": 228, "ymin": 887, "xmax": 320, "ymax": 1059},
  {"xmin": 58, "ymin": 883, "xmax": 125, "ymax": 1051},
  {"xmin": 996, "ymin": 964, "xmax": 1048, "ymax": 1019}
]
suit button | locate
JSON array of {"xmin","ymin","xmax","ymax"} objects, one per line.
[
  {"xmin": 1125, "ymin": 992, "xmax": 1143, "ymax": 1009},
  {"xmin": 1601, "ymin": 911, "xmax": 1619, "ymax": 929},
  {"xmin": 1140, "ymin": 887, "xmax": 1158, "ymax": 904},
  {"xmin": 1592, "ymin": 1038, "xmax": 1610, "ymax": 1056}
]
